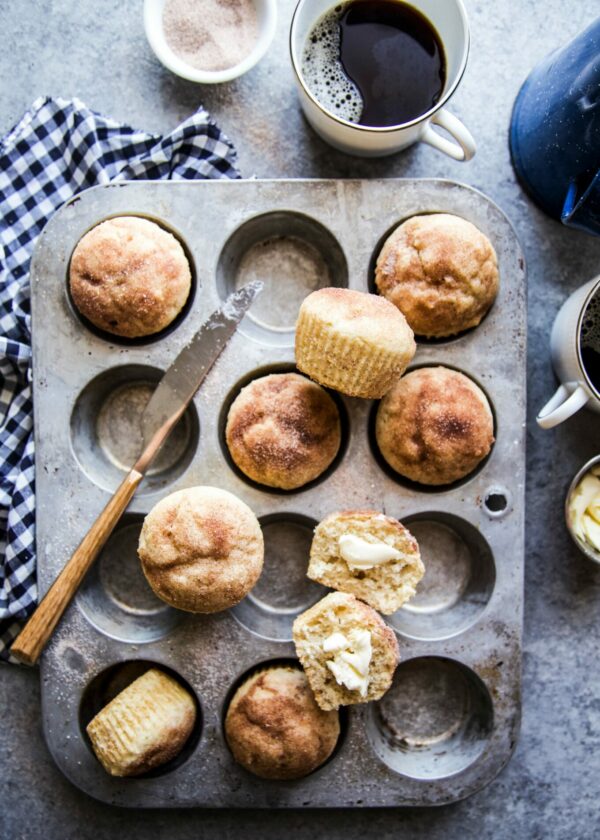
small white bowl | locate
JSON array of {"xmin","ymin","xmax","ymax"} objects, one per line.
[
  {"xmin": 144, "ymin": 0, "xmax": 277, "ymax": 84},
  {"xmin": 565, "ymin": 454, "xmax": 600, "ymax": 564}
]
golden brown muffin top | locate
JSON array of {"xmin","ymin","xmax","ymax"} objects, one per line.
[
  {"xmin": 298, "ymin": 287, "xmax": 415, "ymax": 354},
  {"xmin": 375, "ymin": 213, "xmax": 499, "ymax": 338},
  {"xmin": 225, "ymin": 373, "xmax": 341, "ymax": 490},
  {"xmin": 376, "ymin": 366, "xmax": 494, "ymax": 485},
  {"xmin": 69, "ymin": 216, "xmax": 191, "ymax": 338},
  {"xmin": 138, "ymin": 487, "xmax": 263, "ymax": 613},
  {"xmin": 225, "ymin": 666, "xmax": 340, "ymax": 780}
]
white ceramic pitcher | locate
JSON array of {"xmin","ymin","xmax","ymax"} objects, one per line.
[{"xmin": 537, "ymin": 276, "xmax": 600, "ymax": 428}]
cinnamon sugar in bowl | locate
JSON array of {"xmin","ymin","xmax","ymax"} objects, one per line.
[{"xmin": 144, "ymin": 0, "xmax": 277, "ymax": 84}]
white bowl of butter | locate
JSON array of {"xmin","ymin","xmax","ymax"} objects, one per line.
[{"xmin": 566, "ymin": 455, "xmax": 600, "ymax": 562}]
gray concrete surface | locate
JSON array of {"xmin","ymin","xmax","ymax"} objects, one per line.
[{"xmin": 1, "ymin": 0, "xmax": 599, "ymax": 837}]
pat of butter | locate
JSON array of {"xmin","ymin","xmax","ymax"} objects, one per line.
[
  {"xmin": 338, "ymin": 533, "xmax": 402, "ymax": 571},
  {"xmin": 569, "ymin": 467, "xmax": 600, "ymax": 551},
  {"xmin": 323, "ymin": 628, "xmax": 372, "ymax": 696}
]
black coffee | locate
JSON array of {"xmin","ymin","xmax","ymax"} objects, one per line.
[
  {"xmin": 302, "ymin": 0, "xmax": 446, "ymax": 128},
  {"xmin": 581, "ymin": 293, "xmax": 600, "ymax": 394}
]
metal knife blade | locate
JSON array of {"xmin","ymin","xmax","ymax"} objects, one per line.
[{"xmin": 133, "ymin": 281, "xmax": 262, "ymax": 474}]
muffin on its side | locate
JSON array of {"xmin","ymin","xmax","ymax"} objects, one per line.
[
  {"xmin": 86, "ymin": 668, "xmax": 196, "ymax": 777},
  {"xmin": 293, "ymin": 592, "xmax": 400, "ymax": 711},
  {"xmin": 138, "ymin": 486, "xmax": 263, "ymax": 613},
  {"xmin": 225, "ymin": 372, "xmax": 341, "ymax": 490},
  {"xmin": 69, "ymin": 216, "xmax": 191, "ymax": 338},
  {"xmin": 295, "ymin": 288, "xmax": 416, "ymax": 399},
  {"xmin": 307, "ymin": 510, "xmax": 424, "ymax": 615},
  {"xmin": 375, "ymin": 213, "xmax": 499, "ymax": 338},
  {"xmin": 225, "ymin": 666, "xmax": 340, "ymax": 779},
  {"xmin": 376, "ymin": 366, "xmax": 494, "ymax": 486}
]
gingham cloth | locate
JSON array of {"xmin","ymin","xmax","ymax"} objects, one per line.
[{"xmin": 0, "ymin": 97, "xmax": 239, "ymax": 662}]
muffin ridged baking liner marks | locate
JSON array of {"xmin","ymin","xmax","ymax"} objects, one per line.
[
  {"xmin": 31, "ymin": 179, "xmax": 525, "ymax": 807},
  {"xmin": 79, "ymin": 659, "xmax": 202, "ymax": 778}
]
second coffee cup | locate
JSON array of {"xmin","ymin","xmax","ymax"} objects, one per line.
[{"xmin": 290, "ymin": 0, "xmax": 476, "ymax": 159}]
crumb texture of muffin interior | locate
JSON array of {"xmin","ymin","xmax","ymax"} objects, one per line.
[
  {"xmin": 69, "ymin": 216, "xmax": 191, "ymax": 338},
  {"xmin": 376, "ymin": 366, "xmax": 495, "ymax": 485},
  {"xmin": 86, "ymin": 668, "xmax": 196, "ymax": 777},
  {"xmin": 307, "ymin": 510, "xmax": 424, "ymax": 614},
  {"xmin": 225, "ymin": 372, "xmax": 341, "ymax": 490},
  {"xmin": 295, "ymin": 287, "xmax": 416, "ymax": 399},
  {"xmin": 138, "ymin": 486, "xmax": 264, "ymax": 613},
  {"xmin": 375, "ymin": 213, "xmax": 499, "ymax": 338},
  {"xmin": 224, "ymin": 666, "xmax": 340, "ymax": 779},
  {"xmin": 293, "ymin": 592, "xmax": 400, "ymax": 711}
]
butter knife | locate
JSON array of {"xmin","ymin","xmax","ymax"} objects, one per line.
[{"xmin": 11, "ymin": 281, "xmax": 262, "ymax": 665}]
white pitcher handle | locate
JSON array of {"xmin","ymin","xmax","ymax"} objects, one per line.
[
  {"xmin": 536, "ymin": 383, "xmax": 589, "ymax": 429},
  {"xmin": 421, "ymin": 109, "xmax": 476, "ymax": 162}
]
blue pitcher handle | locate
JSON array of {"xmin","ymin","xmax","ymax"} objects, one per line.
[{"xmin": 562, "ymin": 169, "xmax": 600, "ymax": 236}]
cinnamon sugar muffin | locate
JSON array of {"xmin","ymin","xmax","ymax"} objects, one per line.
[
  {"xmin": 375, "ymin": 214, "xmax": 499, "ymax": 338},
  {"xmin": 138, "ymin": 486, "xmax": 263, "ymax": 613},
  {"xmin": 86, "ymin": 668, "xmax": 196, "ymax": 777},
  {"xmin": 225, "ymin": 666, "xmax": 340, "ymax": 779},
  {"xmin": 69, "ymin": 216, "xmax": 191, "ymax": 338},
  {"xmin": 295, "ymin": 288, "xmax": 415, "ymax": 399},
  {"xmin": 307, "ymin": 510, "xmax": 424, "ymax": 615},
  {"xmin": 376, "ymin": 366, "xmax": 494, "ymax": 485},
  {"xmin": 293, "ymin": 592, "xmax": 400, "ymax": 711},
  {"xmin": 225, "ymin": 372, "xmax": 341, "ymax": 490}
]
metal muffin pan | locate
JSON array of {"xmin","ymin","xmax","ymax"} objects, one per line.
[{"xmin": 31, "ymin": 178, "xmax": 525, "ymax": 807}]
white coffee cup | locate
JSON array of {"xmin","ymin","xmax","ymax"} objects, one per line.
[
  {"xmin": 537, "ymin": 276, "xmax": 600, "ymax": 429},
  {"xmin": 289, "ymin": 0, "xmax": 475, "ymax": 159}
]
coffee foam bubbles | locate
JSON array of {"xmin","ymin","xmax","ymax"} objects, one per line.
[
  {"xmin": 301, "ymin": 9, "xmax": 364, "ymax": 124},
  {"xmin": 581, "ymin": 293, "xmax": 600, "ymax": 351}
]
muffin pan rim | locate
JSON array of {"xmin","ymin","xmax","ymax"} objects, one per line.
[{"xmin": 32, "ymin": 177, "xmax": 525, "ymax": 807}]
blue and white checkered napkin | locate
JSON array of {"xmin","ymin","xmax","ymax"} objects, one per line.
[{"xmin": 0, "ymin": 97, "xmax": 239, "ymax": 661}]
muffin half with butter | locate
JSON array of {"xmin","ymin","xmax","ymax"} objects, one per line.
[
  {"xmin": 293, "ymin": 592, "xmax": 399, "ymax": 711},
  {"xmin": 225, "ymin": 665, "xmax": 340, "ymax": 779},
  {"xmin": 307, "ymin": 511, "xmax": 423, "ymax": 615},
  {"xmin": 69, "ymin": 216, "xmax": 191, "ymax": 338}
]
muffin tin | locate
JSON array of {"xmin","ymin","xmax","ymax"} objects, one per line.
[{"xmin": 31, "ymin": 178, "xmax": 525, "ymax": 807}]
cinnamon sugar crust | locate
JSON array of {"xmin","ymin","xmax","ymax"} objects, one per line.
[
  {"xmin": 376, "ymin": 366, "xmax": 494, "ymax": 485},
  {"xmin": 69, "ymin": 216, "xmax": 191, "ymax": 338},
  {"xmin": 375, "ymin": 213, "xmax": 499, "ymax": 338},
  {"xmin": 138, "ymin": 486, "xmax": 263, "ymax": 613},
  {"xmin": 225, "ymin": 666, "xmax": 340, "ymax": 779},
  {"xmin": 225, "ymin": 373, "xmax": 341, "ymax": 490}
]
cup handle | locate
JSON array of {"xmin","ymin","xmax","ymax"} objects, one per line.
[
  {"xmin": 421, "ymin": 109, "xmax": 477, "ymax": 162},
  {"xmin": 536, "ymin": 383, "xmax": 589, "ymax": 429}
]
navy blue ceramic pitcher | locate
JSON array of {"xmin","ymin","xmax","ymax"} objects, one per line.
[{"xmin": 510, "ymin": 17, "xmax": 600, "ymax": 236}]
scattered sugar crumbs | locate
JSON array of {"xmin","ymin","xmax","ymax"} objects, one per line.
[{"xmin": 163, "ymin": 0, "xmax": 259, "ymax": 72}]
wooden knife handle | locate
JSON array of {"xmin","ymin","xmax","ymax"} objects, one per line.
[{"xmin": 11, "ymin": 468, "xmax": 143, "ymax": 666}]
